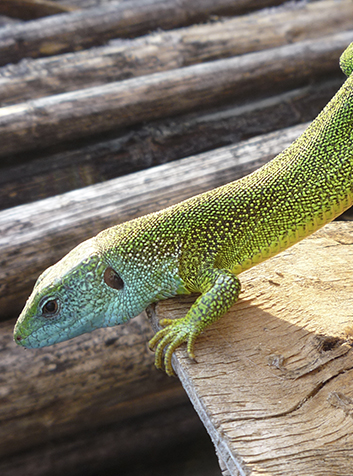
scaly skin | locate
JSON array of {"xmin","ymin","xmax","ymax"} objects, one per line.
[{"xmin": 14, "ymin": 44, "xmax": 353, "ymax": 376}]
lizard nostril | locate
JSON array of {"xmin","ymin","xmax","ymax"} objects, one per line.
[{"xmin": 16, "ymin": 335, "xmax": 22, "ymax": 341}]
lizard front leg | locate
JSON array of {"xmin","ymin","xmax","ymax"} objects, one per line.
[{"xmin": 149, "ymin": 268, "xmax": 241, "ymax": 376}]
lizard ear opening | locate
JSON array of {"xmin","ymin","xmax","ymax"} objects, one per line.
[{"xmin": 104, "ymin": 267, "xmax": 124, "ymax": 290}]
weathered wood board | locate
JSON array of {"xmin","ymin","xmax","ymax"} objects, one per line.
[
  {"xmin": 0, "ymin": 32, "xmax": 351, "ymax": 158},
  {"xmin": 149, "ymin": 221, "xmax": 353, "ymax": 475}
]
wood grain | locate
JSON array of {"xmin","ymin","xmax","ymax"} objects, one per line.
[
  {"xmin": 0, "ymin": 0, "xmax": 352, "ymax": 105},
  {"xmin": 0, "ymin": 79, "xmax": 341, "ymax": 210},
  {"xmin": 0, "ymin": 32, "xmax": 351, "ymax": 158},
  {"xmin": 149, "ymin": 221, "xmax": 353, "ymax": 475},
  {"xmin": 0, "ymin": 0, "xmax": 285, "ymax": 65}
]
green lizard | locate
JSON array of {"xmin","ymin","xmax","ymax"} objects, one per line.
[{"xmin": 14, "ymin": 44, "xmax": 353, "ymax": 376}]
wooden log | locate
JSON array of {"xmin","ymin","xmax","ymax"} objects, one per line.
[
  {"xmin": 0, "ymin": 15, "xmax": 22, "ymax": 27},
  {"xmin": 148, "ymin": 221, "xmax": 353, "ymax": 475},
  {"xmin": 0, "ymin": 123, "xmax": 307, "ymax": 319},
  {"xmin": 0, "ymin": 0, "xmax": 286, "ymax": 65},
  {"xmin": 0, "ymin": 0, "xmax": 352, "ymax": 105},
  {"xmin": 0, "ymin": 402, "xmax": 216, "ymax": 476},
  {"xmin": 0, "ymin": 33, "xmax": 351, "ymax": 158},
  {"xmin": 0, "ymin": 313, "xmax": 193, "ymax": 475},
  {"xmin": 0, "ymin": 79, "xmax": 342, "ymax": 210},
  {"xmin": 0, "ymin": 312, "xmax": 219, "ymax": 476},
  {"xmin": 0, "ymin": 0, "xmax": 76, "ymax": 20}
]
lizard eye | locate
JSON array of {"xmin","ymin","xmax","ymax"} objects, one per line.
[
  {"xmin": 104, "ymin": 267, "xmax": 124, "ymax": 290},
  {"xmin": 42, "ymin": 299, "xmax": 59, "ymax": 316}
]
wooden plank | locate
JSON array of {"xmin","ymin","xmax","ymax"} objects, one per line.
[
  {"xmin": 148, "ymin": 221, "xmax": 353, "ymax": 475},
  {"xmin": 0, "ymin": 0, "xmax": 286, "ymax": 65},
  {"xmin": 0, "ymin": 80, "xmax": 342, "ymax": 210},
  {"xmin": 0, "ymin": 32, "xmax": 351, "ymax": 158},
  {"xmin": 0, "ymin": 123, "xmax": 307, "ymax": 319},
  {"xmin": 0, "ymin": 0, "xmax": 352, "ymax": 105}
]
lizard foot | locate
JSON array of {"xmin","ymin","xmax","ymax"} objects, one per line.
[
  {"xmin": 149, "ymin": 269, "xmax": 241, "ymax": 375},
  {"xmin": 149, "ymin": 317, "xmax": 199, "ymax": 376}
]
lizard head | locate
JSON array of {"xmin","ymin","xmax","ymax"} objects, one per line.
[{"xmin": 13, "ymin": 237, "xmax": 131, "ymax": 348}]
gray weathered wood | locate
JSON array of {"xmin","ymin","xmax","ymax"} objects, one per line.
[
  {"xmin": 0, "ymin": 0, "xmax": 286, "ymax": 65},
  {"xmin": 0, "ymin": 0, "xmax": 352, "ymax": 105},
  {"xmin": 0, "ymin": 123, "xmax": 307, "ymax": 318},
  {"xmin": 149, "ymin": 221, "xmax": 353, "ymax": 475},
  {"xmin": 0, "ymin": 80, "xmax": 342, "ymax": 210},
  {"xmin": 0, "ymin": 33, "xmax": 351, "ymax": 158}
]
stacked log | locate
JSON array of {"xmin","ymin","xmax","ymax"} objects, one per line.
[{"xmin": 1, "ymin": 1, "xmax": 352, "ymax": 474}]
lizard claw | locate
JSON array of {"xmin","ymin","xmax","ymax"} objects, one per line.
[
  {"xmin": 149, "ymin": 269, "xmax": 241, "ymax": 375},
  {"xmin": 149, "ymin": 317, "xmax": 198, "ymax": 376}
]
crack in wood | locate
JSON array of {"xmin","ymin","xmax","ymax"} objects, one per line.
[
  {"xmin": 282, "ymin": 343, "xmax": 352, "ymax": 380},
  {"xmin": 220, "ymin": 347, "xmax": 353, "ymax": 423}
]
